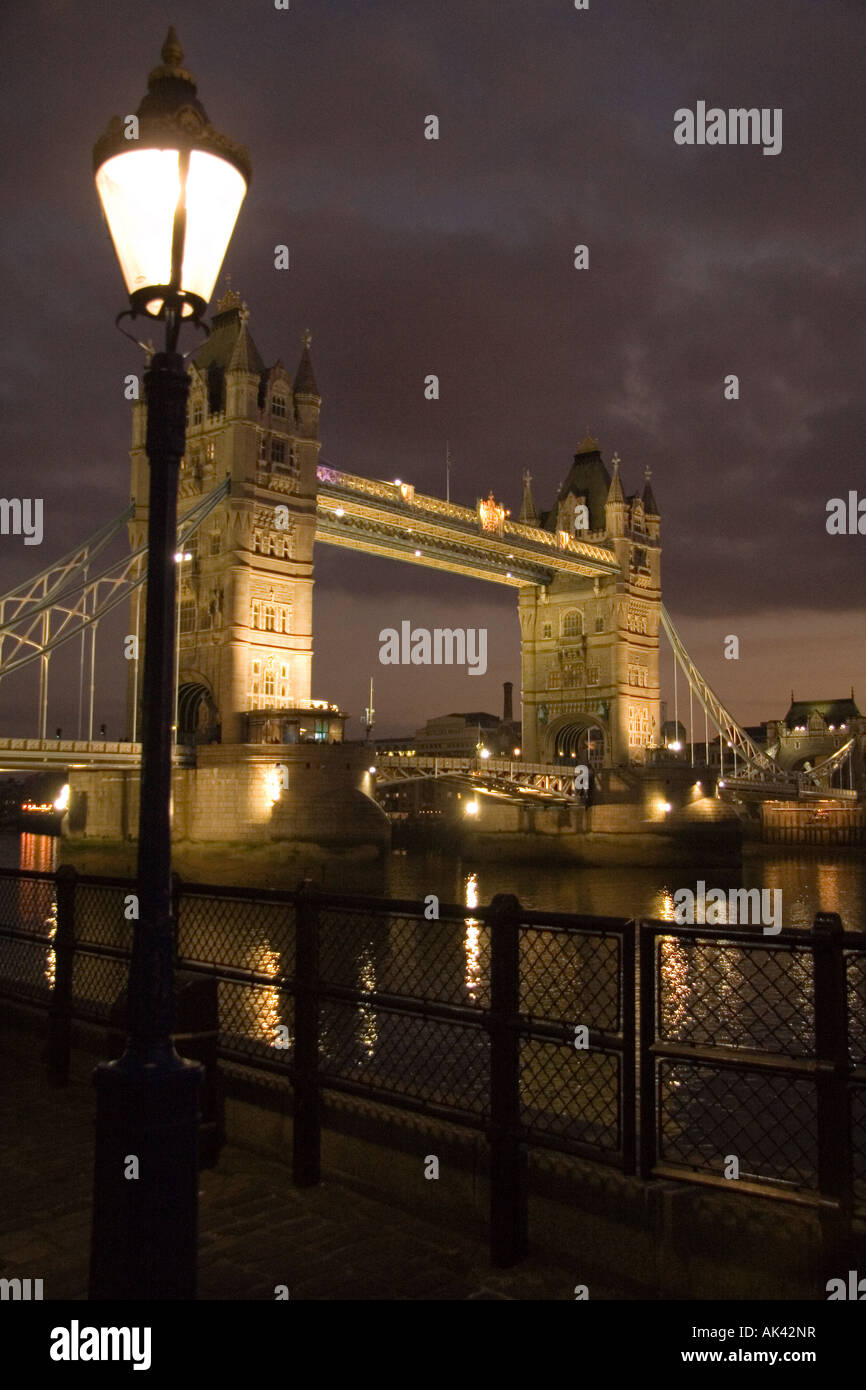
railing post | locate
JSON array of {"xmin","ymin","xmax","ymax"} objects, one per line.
[
  {"xmin": 293, "ymin": 878, "xmax": 321, "ymax": 1187},
  {"xmin": 488, "ymin": 892, "xmax": 527, "ymax": 1267},
  {"xmin": 812, "ymin": 912, "xmax": 853, "ymax": 1273},
  {"xmin": 171, "ymin": 871, "xmax": 183, "ymax": 959},
  {"xmin": 620, "ymin": 920, "xmax": 637, "ymax": 1175},
  {"xmin": 47, "ymin": 865, "xmax": 77, "ymax": 1086},
  {"xmin": 637, "ymin": 921, "xmax": 658, "ymax": 1179}
]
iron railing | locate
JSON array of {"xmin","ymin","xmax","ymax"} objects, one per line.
[{"xmin": 0, "ymin": 866, "xmax": 863, "ymax": 1265}]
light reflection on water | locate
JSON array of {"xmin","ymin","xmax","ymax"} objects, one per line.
[{"xmin": 1, "ymin": 833, "xmax": 862, "ymax": 1074}]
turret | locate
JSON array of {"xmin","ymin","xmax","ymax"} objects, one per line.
[
  {"xmin": 604, "ymin": 453, "xmax": 628, "ymax": 538},
  {"xmin": 293, "ymin": 330, "xmax": 321, "ymax": 437}
]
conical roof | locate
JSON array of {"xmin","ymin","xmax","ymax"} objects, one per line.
[{"xmin": 293, "ymin": 330, "xmax": 319, "ymax": 397}]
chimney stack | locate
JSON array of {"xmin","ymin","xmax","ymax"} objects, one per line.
[{"xmin": 503, "ymin": 681, "xmax": 513, "ymax": 724}]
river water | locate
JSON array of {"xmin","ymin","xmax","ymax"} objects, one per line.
[{"xmin": 3, "ymin": 829, "xmax": 865, "ymax": 929}]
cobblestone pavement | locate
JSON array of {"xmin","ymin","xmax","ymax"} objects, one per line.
[{"xmin": 0, "ymin": 1033, "xmax": 595, "ymax": 1301}]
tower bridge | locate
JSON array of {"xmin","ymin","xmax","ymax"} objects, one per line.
[{"xmin": 0, "ymin": 289, "xmax": 862, "ymax": 809}]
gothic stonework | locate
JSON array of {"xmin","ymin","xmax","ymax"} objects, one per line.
[
  {"xmin": 519, "ymin": 444, "xmax": 661, "ymax": 766},
  {"xmin": 127, "ymin": 293, "xmax": 321, "ymax": 744}
]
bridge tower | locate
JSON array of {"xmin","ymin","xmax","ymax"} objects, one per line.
[
  {"xmin": 127, "ymin": 288, "xmax": 320, "ymax": 744},
  {"xmin": 518, "ymin": 437, "xmax": 661, "ymax": 767}
]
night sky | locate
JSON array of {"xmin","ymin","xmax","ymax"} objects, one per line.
[{"xmin": 1, "ymin": 0, "xmax": 864, "ymax": 739}]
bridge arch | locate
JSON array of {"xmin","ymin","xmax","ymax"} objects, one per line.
[
  {"xmin": 177, "ymin": 678, "xmax": 220, "ymax": 745},
  {"xmin": 544, "ymin": 711, "xmax": 608, "ymax": 768}
]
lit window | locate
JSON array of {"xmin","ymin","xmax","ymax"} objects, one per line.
[
  {"xmin": 562, "ymin": 609, "xmax": 582, "ymax": 637},
  {"xmin": 179, "ymin": 600, "xmax": 196, "ymax": 635},
  {"xmin": 253, "ymin": 530, "xmax": 263, "ymax": 555},
  {"xmin": 263, "ymin": 660, "xmax": 276, "ymax": 701},
  {"xmin": 264, "ymin": 603, "xmax": 275, "ymax": 632}
]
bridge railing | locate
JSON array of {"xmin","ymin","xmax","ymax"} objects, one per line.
[{"xmin": 0, "ymin": 868, "xmax": 864, "ymax": 1266}]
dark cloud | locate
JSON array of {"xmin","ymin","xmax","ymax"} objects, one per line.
[{"xmin": 1, "ymin": 0, "xmax": 864, "ymax": 736}]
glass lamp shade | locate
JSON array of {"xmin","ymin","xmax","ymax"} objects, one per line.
[{"xmin": 95, "ymin": 146, "xmax": 246, "ymax": 320}]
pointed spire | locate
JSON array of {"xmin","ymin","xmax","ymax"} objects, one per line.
[
  {"xmin": 642, "ymin": 463, "xmax": 659, "ymax": 516},
  {"xmin": 162, "ymin": 26, "xmax": 183, "ymax": 67},
  {"xmin": 227, "ymin": 309, "xmax": 256, "ymax": 373},
  {"xmin": 519, "ymin": 468, "xmax": 539, "ymax": 525},
  {"xmin": 606, "ymin": 452, "xmax": 625, "ymax": 504},
  {"xmin": 293, "ymin": 329, "xmax": 319, "ymax": 397}
]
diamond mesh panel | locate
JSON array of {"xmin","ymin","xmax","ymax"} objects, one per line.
[
  {"xmin": 218, "ymin": 978, "xmax": 294, "ymax": 1066},
  {"xmin": 319, "ymin": 999, "xmax": 489, "ymax": 1116},
  {"xmin": 846, "ymin": 951, "xmax": 866, "ymax": 1065},
  {"xmin": 0, "ymin": 874, "xmax": 55, "ymax": 934},
  {"xmin": 852, "ymin": 1085, "xmax": 866, "ymax": 1203},
  {"xmin": 318, "ymin": 904, "xmax": 490, "ymax": 1009},
  {"xmin": 179, "ymin": 891, "xmax": 294, "ymax": 973},
  {"xmin": 658, "ymin": 1060, "xmax": 818, "ymax": 1188},
  {"xmin": 520, "ymin": 1038, "xmax": 620, "ymax": 1151},
  {"xmin": 71, "ymin": 950, "xmax": 129, "ymax": 1021},
  {"xmin": 520, "ymin": 928, "xmax": 620, "ymax": 1031},
  {"xmin": 76, "ymin": 883, "xmax": 131, "ymax": 948},
  {"xmin": 658, "ymin": 937, "xmax": 814, "ymax": 1055},
  {"xmin": 0, "ymin": 929, "xmax": 54, "ymax": 1003}
]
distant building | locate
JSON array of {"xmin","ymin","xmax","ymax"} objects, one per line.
[
  {"xmin": 765, "ymin": 690, "xmax": 864, "ymax": 778},
  {"xmin": 413, "ymin": 682, "xmax": 522, "ymax": 757}
]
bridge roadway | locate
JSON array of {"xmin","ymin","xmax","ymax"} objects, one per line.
[
  {"xmin": 314, "ymin": 465, "xmax": 621, "ymax": 585},
  {"xmin": 0, "ymin": 741, "xmax": 857, "ymax": 804}
]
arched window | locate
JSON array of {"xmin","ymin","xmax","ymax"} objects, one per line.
[
  {"xmin": 562, "ymin": 609, "xmax": 583, "ymax": 637},
  {"xmin": 251, "ymin": 600, "xmax": 262, "ymax": 630},
  {"xmin": 264, "ymin": 603, "xmax": 275, "ymax": 632},
  {"xmin": 272, "ymin": 394, "xmax": 287, "ymax": 418},
  {"xmin": 263, "ymin": 659, "xmax": 276, "ymax": 701},
  {"xmin": 278, "ymin": 662, "xmax": 290, "ymax": 705}
]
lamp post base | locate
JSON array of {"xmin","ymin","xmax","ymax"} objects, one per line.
[{"xmin": 89, "ymin": 1050, "xmax": 202, "ymax": 1301}]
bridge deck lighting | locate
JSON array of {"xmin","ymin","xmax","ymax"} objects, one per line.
[
  {"xmin": 335, "ymin": 506, "xmax": 345, "ymax": 517},
  {"xmin": 368, "ymin": 765, "xmax": 376, "ymax": 774},
  {"xmin": 414, "ymin": 549, "xmax": 421, "ymax": 557}
]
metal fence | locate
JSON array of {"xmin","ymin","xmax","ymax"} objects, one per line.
[{"xmin": 0, "ymin": 866, "xmax": 863, "ymax": 1264}]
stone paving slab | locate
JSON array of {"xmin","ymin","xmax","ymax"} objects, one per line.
[{"xmin": 0, "ymin": 1031, "xmax": 606, "ymax": 1301}]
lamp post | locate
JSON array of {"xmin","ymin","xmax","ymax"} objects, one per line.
[{"xmin": 89, "ymin": 28, "xmax": 249, "ymax": 1300}]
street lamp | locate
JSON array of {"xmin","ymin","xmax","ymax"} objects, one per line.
[{"xmin": 89, "ymin": 28, "xmax": 249, "ymax": 1301}]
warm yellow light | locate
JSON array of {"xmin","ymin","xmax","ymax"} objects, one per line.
[
  {"xmin": 264, "ymin": 766, "xmax": 283, "ymax": 804},
  {"xmin": 53, "ymin": 784, "xmax": 70, "ymax": 812},
  {"xmin": 669, "ymin": 740, "xmax": 682, "ymax": 752},
  {"xmin": 465, "ymin": 800, "xmax": 479, "ymax": 816},
  {"xmin": 95, "ymin": 147, "xmax": 246, "ymax": 311},
  {"xmin": 513, "ymin": 747, "xmax": 521, "ymax": 756},
  {"xmin": 480, "ymin": 748, "xmax": 490, "ymax": 759},
  {"xmin": 659, "ymin": 800, "xmax": 672, "ymax": 813},
  {"xmin": 183, "ymin": 151, "xmax": 246, "ymax": 302},
  {"xmin": 96, "ymin": 149, "xmax": 178, "ymax": 296}
]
